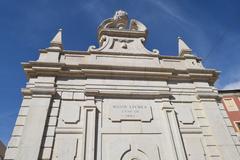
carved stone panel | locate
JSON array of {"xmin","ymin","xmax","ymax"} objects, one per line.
[
  {"xmin": 109, "ymin": 104, "xmax": 153, "ymax": 122},
  {"xmin": 182, "ymin": 134, "xmax": 206, "ymax": 160},
  {"xmin": 176, "ymin": 107, "xmax": 194, "ymax": 124},
  {"xmin": 58, "ymin": 100, "xmax": 82, "ymax": 128},
  {"xmin": 52, "ymin": 134, "xmax": 82, "ymax": 160},
  {"xmin": 175, "ymin": 103, "xmax": 195, "ymax": 125},
  {"xmin": 101, "ymin": 99, "xmax": 162, "ymax": 133},
  {"xmin": 102, "ymin": 134, "xmax": 162, "ymax": 160}
]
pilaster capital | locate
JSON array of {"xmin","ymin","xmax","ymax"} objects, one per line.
[{"xmin": 196, "ymin": 92, "xmax": 220, "ymax": 101}]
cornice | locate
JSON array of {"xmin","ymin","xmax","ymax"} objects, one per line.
[
  {"xmin": 22, "ymin": 61, "xmax": 219, "ymax": 84},
  {"xmin": 63, "ymin": 50, "xmax": 90, "ymax": 55},
  {"xmin": 196, "ymin": 92, "xmax": 220, "ymax": 100},
  {"xmin": 21, "ymin": 87, "xmax": 56, "ymax": 96},
  {"xmin": 88, "ymin": 50, "xmax": 159, "ymax": 57},
  {"xmin": 61, "ymin": 50, "xmax": 201, "ymax": 61},
  {"xmin": 84, "ymin": 89, "xmax": 171, "ymax": 99}
]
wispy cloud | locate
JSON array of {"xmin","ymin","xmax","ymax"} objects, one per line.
[
  {"xmin": 223, "ymin": 81, "xmax": 240, "ymax": 90},
  {"xmin": 145, "ymin": 0, "xmax": 240, "ymax": 91},
  {"xmin": 72, "ymin": 0, "xmax": 108, "ymax": 23},
  {"xmin": 147, "ymin": 0, "xmax": 193, "ymax": 26}
]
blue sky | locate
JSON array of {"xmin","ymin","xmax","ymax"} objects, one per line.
[{"xmin": 0, "ymin": 0, "xmax": 240, "ymax": 144}]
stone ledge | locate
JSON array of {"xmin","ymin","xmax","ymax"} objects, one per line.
[
  {"xmin": 21, "ymin": 87, "xmax": 56, "ymax": 96},
  {"xmin": 196, "ymin": 92, "xmax": 219, "ymax": 99},
  {"xmin": 84, "ymin": 89, "xmax": 171, "ymax": 98}
]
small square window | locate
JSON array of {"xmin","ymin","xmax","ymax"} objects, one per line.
[{"xmin": 223, "ymin": 98, "xmax": 238, "ymax": 111}]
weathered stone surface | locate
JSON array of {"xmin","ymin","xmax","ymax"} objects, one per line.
[{"xmin": 4, "ymin": 10, "xmax": 240, "ymax": 160}]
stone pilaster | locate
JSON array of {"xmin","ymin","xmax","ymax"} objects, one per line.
[
  {"xmin": 80, "ymin": 96, "xmax": 97, "ymax": 160},
  {"xmin": 157, "ymin": 98, "xmax": 187, "ymax": 160},
  {"xmin": 197, "ymin": 93, "xmax": 240, "ymax": 159},
  {"xmin": 9, "ymin": 77, "xmax": 55, "ymax": 160}
]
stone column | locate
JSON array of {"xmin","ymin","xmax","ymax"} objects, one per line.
[{"xmin": 15, "ymin": 78, "xmax": 56, "ymax": 160}]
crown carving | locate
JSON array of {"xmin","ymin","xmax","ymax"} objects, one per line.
[
  {"xmin": 97, "ymin": 10, "xmax": 148, "ymax": 41},
  {"xmin": 88, "ymin": 10, "xmax": 159, "ymax": 55}
]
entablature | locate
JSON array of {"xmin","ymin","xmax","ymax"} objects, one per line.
[{"xmin": 22, "ymin": 59, "xmax": 219, "ymax": 85}]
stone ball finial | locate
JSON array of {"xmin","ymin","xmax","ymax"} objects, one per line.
[{"xmin": 113, "ymin": 10, "xmax": 128, "ymax": 29}]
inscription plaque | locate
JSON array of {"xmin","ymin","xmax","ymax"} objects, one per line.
[{"xmin": 109, "ymin": 104, "xmax": 153, "ymax": 122}]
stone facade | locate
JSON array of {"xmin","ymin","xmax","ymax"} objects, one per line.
[{"xmin": 4, "ymin": 10, "xmax": 240, "ymax": 160}]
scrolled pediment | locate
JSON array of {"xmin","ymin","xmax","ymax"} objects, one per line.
[{"xmin": 90, "ymin": 10, "xmax": 158, "ymax": 55}]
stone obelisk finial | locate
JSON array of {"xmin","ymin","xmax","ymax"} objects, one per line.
[
  {"xmin": 178, "ymin": 37, "xmax": 192, "ymax": 57},
  {"xmin": 49, "ymin": 29, "xmax": 63, "ymax": 50}
]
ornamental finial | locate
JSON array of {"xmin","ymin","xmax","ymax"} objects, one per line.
[{"xmin": 113, "ymin": 10, "xmax": 129, "ymax": 29}]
